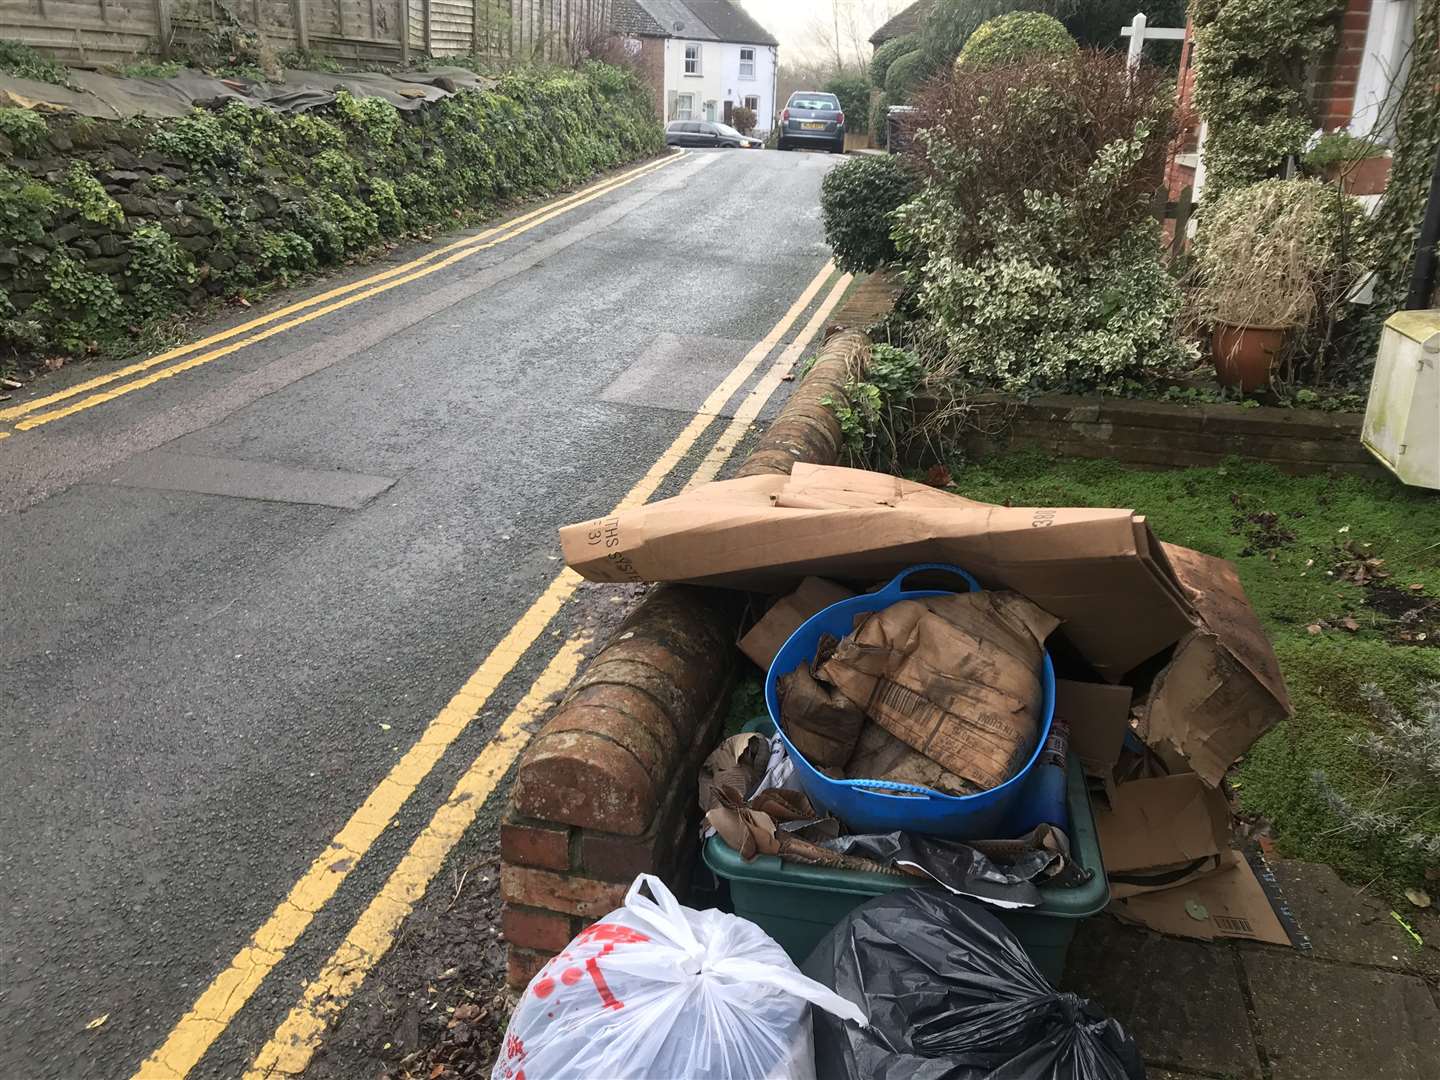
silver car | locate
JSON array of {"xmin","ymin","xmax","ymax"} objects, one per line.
[{"xmin": 777, "ymin": 91, "xmax": 846, "ymax": 154}]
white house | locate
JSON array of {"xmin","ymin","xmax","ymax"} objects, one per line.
[{"xmin": 612, "ymin": 0, "xmax": 780, "ymax": 133}]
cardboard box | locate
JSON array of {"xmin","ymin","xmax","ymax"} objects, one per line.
[
  {"xmin": 738, "ymin": 576, "xmax": 855, "ymax": 670},
  {"xmin": 560, "ymin": 464, "xmax": 1195, "ymax": 681},
  {"xmin": 1095, "ymin": 774, "xmax": 1231, "ymax": 899},
  {"xmin": 1055, "ymin": 679, "xmax": 1133, "ymax": 783},
  {"xmin": 560, "ymin": 466, "xmax": 1292, "ymax": 786},
  {"xmin": 1111, "ymin": 851, "xmax": 1292, "ymax": 945},
  {"xmin": 1134, "ymin": 545, "xmax": 1294, "ymax": 787}
]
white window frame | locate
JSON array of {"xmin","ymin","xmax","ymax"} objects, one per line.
[
  {"xmin": 743, "ymin": 94, "xmax": 760, "ymax": 112},
  {"xmin": 684, "ymin": 42, "xmax": 702, "ymax": 76},
  {"xmin": 1348, "ymin": 0, "xmax": 1415, "ymax": 142},
  {"xmin": 739, "ymin": 47, "xmax": 755, "ymax": 80},
  {"xmin": 676, "ymin": 93, "xmax": 695, "ymax": 121}
]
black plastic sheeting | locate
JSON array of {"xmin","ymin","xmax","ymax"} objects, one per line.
[
  {"xmin": 803, "ymin": 890, "xmax": 1146, "ymax": 1080},
  {"xmin": 0, "ymin": 67, "xmax": 495, "ymax": 121},
  {"xmin": 819, "ymin": 831, "xmax": 1062, "ymax": 908}
]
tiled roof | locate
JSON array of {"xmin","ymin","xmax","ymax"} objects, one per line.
[
  {"xmin": 614, "ymin": 1, "xmax": 778, "ymax": 46},
  {"xmin": 681, "ymin": 1, "xmax": 778, "ymax": 46},
  {"xmin": 869, "ymin": 0, "xmax": 935, "ymax": 45},
  {"xmin": 611, "ymin": 0, "xmax": 667, "ymax": 36}
]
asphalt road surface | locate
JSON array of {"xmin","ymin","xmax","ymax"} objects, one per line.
[{"xmin": 0, "ymin": 146, "xmax": 842, "ymax": 1078}]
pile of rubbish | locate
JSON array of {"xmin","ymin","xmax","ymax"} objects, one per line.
[
  {"xmin": 501, "ymin": 463, "xmax": 1306, "ymax": 1077},
  {"xmin": 562, "ymin": 463, "xmax": 1298, "ymax": 940},
  {"xmin": 495, "ymin": 875, "xmax": 1145, "ymax": 1080}
]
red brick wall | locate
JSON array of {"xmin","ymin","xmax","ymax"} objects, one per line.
[
  {"xmin": 631, "ymin": 35, "xmax": 666, "ymax": 124},
  {"xmin": 1166, "ymin": 20, "xmax": 1200, "ymax": 199},
  {"xmin": 1316, "ymin": 0, "xmax": 1374, "ymax": 131}
]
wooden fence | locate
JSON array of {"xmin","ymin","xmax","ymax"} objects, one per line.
[
  {"xmin": 0, "ymin": 0, "xmax": 611, "ymax": 67},
  {"xmin": 1152, "ymin": 183, "xmax": 1195, "ymax": 260}
]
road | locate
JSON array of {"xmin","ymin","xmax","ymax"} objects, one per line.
[{"xmin": 0, "ymin": 146, "xmax": 843, "ymax": 1078}]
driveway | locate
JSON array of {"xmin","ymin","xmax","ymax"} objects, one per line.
[{"xmin": 0, "ymin": 146, "xmax": 844, "ymax": 1078}]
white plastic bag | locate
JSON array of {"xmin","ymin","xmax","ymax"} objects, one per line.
[{"xmin": 492, "ymin": 874, "xmax": 866, "ymax": 1080}]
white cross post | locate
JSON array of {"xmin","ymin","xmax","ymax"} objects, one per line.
[{"xmin": 1121, "ymin": 12, "xmax": 1188, "ymax": 72}]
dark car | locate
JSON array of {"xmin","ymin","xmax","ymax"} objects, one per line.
[
  {"xmin": 777, "ymin": 91, "xmax": 845, "ymax": 154},
  {"xmin": 665, "ymin": 120, "xmax": 762, "ymax": 149}
]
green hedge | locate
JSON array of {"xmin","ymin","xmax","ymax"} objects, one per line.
[
  {"xmin": 869, "ymin": 35, "xmax": 919, "ymax": 87},
  {"xmin": 885, "ymin": 50, "xmax": 934, "ymax": 98},
  {"xmin": 0, "ymin": 63, "xmax": 663, "ymax": 360},
  {"xmin": 820, "ymin": 154, "xmax": 919, "ymax": 273}
]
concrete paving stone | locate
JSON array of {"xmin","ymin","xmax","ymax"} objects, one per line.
[
  {"xmin": 1272, "ymin": 860, "xmax": 1440, "ymax": 976},
  {"xmin": 1061, "ymin": 916, "xmax": 1262, "ymax": 1078},
  {"xmin": 599, "ymin": 332, "xmax": 755, "ymax": 416},
  {"xmin": 99, "ymin": 449, "xmax": 396, "ymax": 509},
  {"xmin": 1243, "ymin": 950, "xmax": 1440, "ymax": 1080}
]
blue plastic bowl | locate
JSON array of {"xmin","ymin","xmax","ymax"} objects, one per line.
[{"xmin": 765, "ymin": 563, "xmax": 1057, "ymax": 839}]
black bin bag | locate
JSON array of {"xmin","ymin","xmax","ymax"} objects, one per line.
[{"xmin": 802, "ymin": 890, "xmax": 1145, "ymax": 1080}]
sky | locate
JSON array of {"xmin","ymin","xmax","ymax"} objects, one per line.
[{"xmin": 737, "ymin": 1, "xmax": 909, "ymax": 63}]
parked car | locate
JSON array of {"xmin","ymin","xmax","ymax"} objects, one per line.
[
  {"xmin": 665, "ymin": 121, "xmax": 763, "ymax": 149},
  {"xmin": 777, "ymin": 92, "xmax": 845, "ymax": 154}
]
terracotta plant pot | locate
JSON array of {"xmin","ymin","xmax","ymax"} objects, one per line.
[{"xmin": 1212, "ymin": 324, "xmax": 1288, "ymax": 393}]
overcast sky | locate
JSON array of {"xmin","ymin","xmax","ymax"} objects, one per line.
[{"xmin": 738, "ymin": 1, "xmax": 908, "ymax": 62}]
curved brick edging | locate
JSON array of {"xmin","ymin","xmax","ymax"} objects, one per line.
[{"xmin": 499, "ymin": 294, "xmax": 874, "ymax": 988}]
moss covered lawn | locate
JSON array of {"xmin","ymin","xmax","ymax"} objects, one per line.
[{"xmin": 943, "ymin": 451, "xmax": 1440, "ymax": 898}]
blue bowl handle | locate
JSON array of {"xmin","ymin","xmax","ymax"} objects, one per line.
[
  {"xmin": 837, "ymin": 777, "xmax": 943, "ymax": 798},
  {"xmin": 876, "ymin": 562, "xmax": 981, "ymax": 600}
]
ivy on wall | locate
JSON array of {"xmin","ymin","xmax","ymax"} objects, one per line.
[
  {"xmin": 1356, "ymin": 0, "xmax": 1439, "ymax": 339},
  {"xmin": 1190, "ymin": 0, "xmax": 1343, "ymax": 200},
  {"xmin": 0, "ymin": 64, "xmax": 664, "ymax": 363}
]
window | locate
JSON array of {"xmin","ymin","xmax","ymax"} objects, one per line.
[
  {"xmin": 739, "ymin": 47, "xmax": 755, "ymax": 80},
  {"xmin": 676, "ymin": 93, "xmax": 695, "ymax": 120},
  {"xmin": 787, "ymin": 93, "xmax": 840, "ymax": 111},
  {"xmin": 684, "ymin": 42, "xmax": 701, "ymax": 75},
  {"xmin": 744, "ymin": 95, "xmax": 760, "ymax": 113}
]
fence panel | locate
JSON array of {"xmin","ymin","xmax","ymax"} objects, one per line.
[{"xmin": 0, "ymin": 0, "xmax": 609, "ymax": 67}]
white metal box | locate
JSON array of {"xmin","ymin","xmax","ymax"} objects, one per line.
[{"xmin": 1362, "ymin": 309, "xmax": 1440, "ymax": 490}]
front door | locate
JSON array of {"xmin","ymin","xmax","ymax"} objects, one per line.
[
  {"xmin": 704, "ymin": 100, "xmax": 716, "ymax": 122},
  {"xmin": 723, "ymin": 100, "xmax": 733, "ymax": 124}
]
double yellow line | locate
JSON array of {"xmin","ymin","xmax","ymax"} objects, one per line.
[
  {"xmin": 136, "ymin": 260, "xmax": 847, "ymax": 1080},
  {"xmin": 0, "ymin": 151, "xmax": 686, "ymax": 438}
]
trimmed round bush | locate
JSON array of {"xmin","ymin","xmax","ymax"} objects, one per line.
[
  {"xmin": 819, "ymin": 153, "xmax": 920, "ymax": 273},
  {"xmin": 956, "ymin": 12, "xmax": 1077, "ymax": 71},
  {"xmin": 869, "ymin": 34, "xmax": 919, "ymax": 86},
  {"xmin": 885, "ymin": 49, "xmax": 932, "ymax": 98}
]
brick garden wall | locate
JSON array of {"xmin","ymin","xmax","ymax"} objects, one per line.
[{"xmin": 929, "ymin": 394, "xmax": 1381, "ymax": 477}]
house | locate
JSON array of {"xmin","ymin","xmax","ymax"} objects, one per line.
[
  {"xmin": 868, "ymin": 0, "xmax": 935, "ymax": 47},
  {"xmin": 1167, "ymin": 0, "xmax": 1418, "ymax": 201},
  {"xmin": 611, "ymin": 0, "xmax": 780, "ymax": 132}
]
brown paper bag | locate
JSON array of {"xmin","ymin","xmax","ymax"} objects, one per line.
[
  {"xmin": 846, "ymin": 722, "xmax": 979, "ymax": 796},
  {"xmin": 777, "ymin": 663, "xmax": 866, "ymax": 768},
  {"xmin": 819, "ymin": 591, "xmax": 1058, "ymax": 791}
]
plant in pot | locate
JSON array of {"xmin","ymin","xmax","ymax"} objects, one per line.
[
  {"xmin": 1192, "ymin": 178, "xmax": 1374, "ymax": 393},
  {"xmin": 1302, "ymin": 130, "xmax": 1392, "ymax": 196}
]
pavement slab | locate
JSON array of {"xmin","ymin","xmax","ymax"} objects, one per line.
[
  {"xmin": 1062, "ymin": 916, "xmax": 1262, "ymax": 1078},
  {"xmin": 1243, "ymin": 950, "xmax": 1440, "ymax": 1080},
  {"xmin": 1272, "ymin": 860, "xmax": 1440, "ymax": 977}
]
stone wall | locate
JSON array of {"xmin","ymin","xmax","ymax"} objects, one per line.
[{"xmin": 0, "ymin": 66, "xmax": 664, "ymax": 361}]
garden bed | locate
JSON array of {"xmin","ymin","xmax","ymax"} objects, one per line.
[{"xmin": 932, "ymin": 450, "xmax": 1439, "ymax": 900}]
